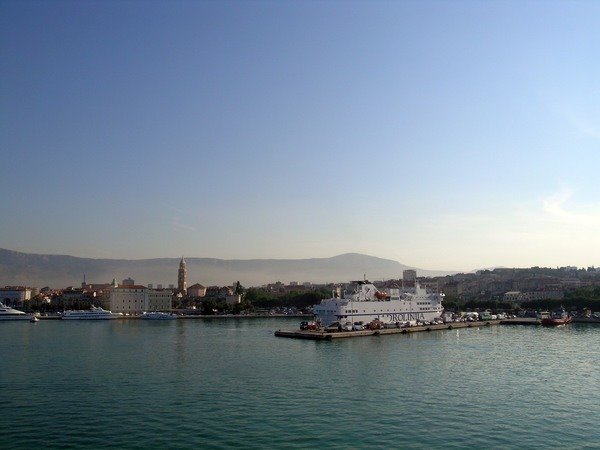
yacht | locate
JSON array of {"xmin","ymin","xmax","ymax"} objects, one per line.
[
  {"xmin": 0, "ymin": 303, "xmax": 32, "ymax": 321},
  {"xmin": 61, "ymin": 306, "xmax": 123, "ymax": 320},
  {"xmin": 142, "ymin": 311, "xmax": 178, "ymax": 320},
  {"xmin": 313, "ymin": 280, "xmax": 444, "ymax": 327}
]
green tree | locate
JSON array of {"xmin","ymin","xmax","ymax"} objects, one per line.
[
  {"xmin": 201, "ymin": 299, "xmax": 219, "ymax": 315},
  {"xmin": 234, "ymin": 281, "xmax": 244, "ymax": 295}
]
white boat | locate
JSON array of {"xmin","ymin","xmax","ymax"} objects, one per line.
[
  {"xmin": 312, "ymin": 280, "xmax": 444, "ymax": 327},
  {"xmin": 142, "ymin": 311, "xmax": 178, "ymax": 320},
  {"xmin": 61, "ymin": 306, "xmax": 123, "ymax": 320},
  {"xmin": 0, "ymin": 303, "xmax": 33, "ymax": 321}
]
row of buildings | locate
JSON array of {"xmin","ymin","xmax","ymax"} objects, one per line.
[
  {"xmin": 1, "ymin": 258, "xmax": 240, "ymax": 314},
  {"xmin": 4, "ymin": 262, "xmax": 600, "ymax": 313},
  {"xmin": 432, "ymin": 267, "xmax": 600, "ymax": 303}
]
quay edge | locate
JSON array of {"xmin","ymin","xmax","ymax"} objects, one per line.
[
  {"xmin": 275, "ymin": 320, "xmax": 503, "ymax": 340},
  {"xmin": 275, "ymin": 317, "xmax": 600, "ymax": 340}
]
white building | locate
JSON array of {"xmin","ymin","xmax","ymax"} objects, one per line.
[
  {"xmin": 0, "ymin": 286, "xmax": 33, "ymax": 307},
  {"xmin": 110, "ymin": 285, "xmax": 172, "ymax": 314},
  {"xmin": 503, "ymin": 291, "xmax": 523, "ymax": 303},
  {"xmin": 147, "ymin": 290, "xmax": 173, "ymax": 311},
  {"xmin": 504, "ymin": 290, "xmax": 564, "ymax": 303}
]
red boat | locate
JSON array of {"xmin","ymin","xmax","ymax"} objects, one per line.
[{"xmin": 541, "ymin": 307, "xmax": 572, "ymax": 326}]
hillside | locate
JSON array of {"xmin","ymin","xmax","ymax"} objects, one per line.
[{"xmin": 0, "ymin": 248, "xmax": 455, "ymax": 288}]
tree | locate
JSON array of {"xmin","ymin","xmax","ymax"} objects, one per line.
[
  {"xmin": 234, "ymin": 281, "xmax": 244, "ymax": 295},
  {"xmin": 201, "ymin": 299, "xmax": 219, "ymax": 315}
]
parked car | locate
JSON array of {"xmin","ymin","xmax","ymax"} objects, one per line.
[
  {"xmin": 341, "ymin": 322, "xmax": 353, "ymax": 331},
  {"xmin": 324, "ymin": 322, "xmax": 341, "ymax": 332},
  {"xmin": 352, "ymin": 321, "xmax": 365, "ymax": 331},
  {"xmin": 300, "ymin": 321, "xmax": 317, "ymax": 330},
  {"xmin": 368, "ymin": 319, "xmax": 384, "ymax": 330}
]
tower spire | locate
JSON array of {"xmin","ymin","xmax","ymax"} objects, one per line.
[{"xmin": 178, "ymin": 256, "xmax": 187, "ymax": 295}]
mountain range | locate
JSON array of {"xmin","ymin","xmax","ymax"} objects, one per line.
[{"xmin": 0, "ymin": 248, "xmax": 456, "ymax": 288}]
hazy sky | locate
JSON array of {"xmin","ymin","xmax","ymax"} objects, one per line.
[{"xmin": 1, "ymin": 0, "xmax": 599, "ymax": 271}]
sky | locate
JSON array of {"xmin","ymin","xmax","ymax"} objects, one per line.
[{"xmin": 1, "ymin": 0, "xmax": 599, "ymax": 271}]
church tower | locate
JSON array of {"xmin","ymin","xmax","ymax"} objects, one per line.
[{"xmin": 178, "ymin": 257, "xmax": 187, "ymax": 295}]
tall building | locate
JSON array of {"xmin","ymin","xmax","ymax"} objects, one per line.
[
  {"xmin": 178, "ymin": 257, "xmax": 187, "ymax": 295},
  {"xmin": 403, "ymin": 269, "xmax": 417, "ymax": 288},
  {"xmin": 122, "ymin": 277, "xmax": 135, "ymax": 286}
]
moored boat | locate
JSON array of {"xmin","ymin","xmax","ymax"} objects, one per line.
[
  {"xmin": 0, "ymin": 303, "xmax": 34, "ymax": 321},
  {"xmin": 541, "ymin": 307, "xmax": 572, "ymax": 326},
  {"xmin": 62, "ymin": 306, "xmax": 123, "ymax": 320},
  {"xmin": 312, "ymin": 280, "xmax": 444, "ymax": 327}
]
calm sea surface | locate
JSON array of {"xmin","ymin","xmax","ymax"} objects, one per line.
[{"xmin": 1, "ymin": 318, "xmax": 599, "ymax": 449}]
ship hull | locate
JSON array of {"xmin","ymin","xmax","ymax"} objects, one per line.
[
  {"xmin": 61, "ymin": 315, "xmax": 118, "ymax": 320},
  {"xmin": 0, "ymin": 315, "xmax": 33, "ymax": 321}
]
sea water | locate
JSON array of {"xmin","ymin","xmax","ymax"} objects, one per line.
[{"xmin": 1, "ymin": 318, "xmax": 599, "ymax": 449}]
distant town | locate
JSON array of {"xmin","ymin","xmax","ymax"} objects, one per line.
[{"xmin": 2, "ymin": 258, "xmax": 600, "ymax": 316}]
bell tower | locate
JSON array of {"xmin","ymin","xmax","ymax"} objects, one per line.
[{"xmin": 178, "ymin": 257, "xmax": 187, "ymax": 295}]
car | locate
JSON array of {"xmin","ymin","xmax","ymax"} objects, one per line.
[
  {"xmin": 324, "ymin": 322, "xmax": 341, "ymax": 332},
  {"xmin": 368, "ymin": 320, "xmax": 384, "ymax": 330},
  {"xmin": 341, "ymin": 322, "xmax": 353, "ymax": 331},
  {"xmin": 300, "ymin": 321, "xmax": 317, "ymax": 330},
  {"xmin": 352, "ymin": 321, "xmax": 364, "ymax": 331}
]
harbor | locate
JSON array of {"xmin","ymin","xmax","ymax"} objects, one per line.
[{"xmin": 4, "ymin": 315, "xmax": 600, "ymax": 449}]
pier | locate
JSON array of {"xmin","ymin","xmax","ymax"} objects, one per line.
[
  {"xmin": 275, "ymin": 317, "xmax": 600, "ymax": 340},
  {"xmin": 275, "ymin": 320, "xmax": 502, "ymax": 340}
]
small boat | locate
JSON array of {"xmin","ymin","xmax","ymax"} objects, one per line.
[
  {"xmin": 142, "ymin": 311, "xmax": 178, "ymax": 320},
  {"xmin": 30, "ymin": 316, "xmax": 40, "ymax": 323},
  {"xmin": 541, "ymin": 307, "xmax": 572, "ymax": 326}
]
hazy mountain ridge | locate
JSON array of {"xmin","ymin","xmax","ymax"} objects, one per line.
[{"xmin": 0, "ymin": 249, "xmax": 455, "ymax": 288}]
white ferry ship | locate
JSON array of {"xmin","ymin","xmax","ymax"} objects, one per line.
[
  {"xmin": 312, "ymin": 280, "xmax": 444, "ymax": 326},
  {"xmin": 0, "ymin": 303, "xmax": 32, "ymax": 321},
  {"xmin": 61, "ymin": 306, "xmax": 123, "ymax": 320}
]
